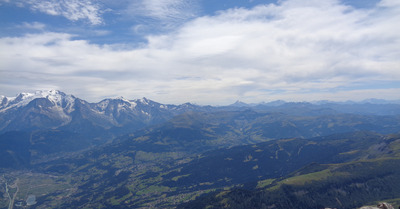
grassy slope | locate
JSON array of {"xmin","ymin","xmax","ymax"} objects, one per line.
[{"xmin": 178, "ymin": 134, "xmax": 400, "ymax": 209}]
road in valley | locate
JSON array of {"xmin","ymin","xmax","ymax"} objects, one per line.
[{"xmin": 3, "ymin": 176, "xmax": 19, "ymax": 209}]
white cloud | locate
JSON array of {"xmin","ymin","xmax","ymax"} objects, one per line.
[
  {"xmin": 378, "ymin": 0, "xmax": 400, "ymax": 7},
  {"xmin": 10, "ymin": 0, "xmax": 104, "ymax": 25},
  {"xmin": 1, "ymin": 0, "xmax": 399, "ymax": 104}
]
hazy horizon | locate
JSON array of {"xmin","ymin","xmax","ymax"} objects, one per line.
[{"xmin": 2, "ymin": 89, "xmax": 400, "ymax": 106}]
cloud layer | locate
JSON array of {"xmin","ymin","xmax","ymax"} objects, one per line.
[{"xmin": 1, "ymin": 0, "xmax": 399, "ymax": 104}]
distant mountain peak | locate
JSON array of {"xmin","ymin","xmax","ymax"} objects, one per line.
[
  {"xmin": 230, "ymin": 100, "xmax": 249, "ymax": 107},
  {"xmin": 182, "ymin": 102, "xmax": 196, "ymax": 106},
  {"xmin": 15, "ymin": 89, "xmax": 68, "ymax": 100},
  {"xmin": 115, "ymin": 96, "xmax": 131, "ymax": 103}
]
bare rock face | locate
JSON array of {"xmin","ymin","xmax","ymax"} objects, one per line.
[{"xmin": 359, "ymin": 202, "xmax": 394, "ymax": 209}]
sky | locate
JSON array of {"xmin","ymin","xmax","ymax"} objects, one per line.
[{"xmin": 0, "ymin": 0, "xmax": 399, "ymax": 105}]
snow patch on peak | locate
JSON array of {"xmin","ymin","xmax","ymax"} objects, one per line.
[
  {"xmin": 140, "ymin": 97, "xmax": 149, "ymax": 105},
  {"xmin": 116, "ymin": 97, "xmax": 137, "ymax": 109},
  {"xmin": 128, "ymin": 100, "xmax": 137, "ymax": 109},
  {"xmin": 116, "ymin": 96, "xmax": 130, "ymax": 102},
  {"xmin": 39, "ymin": 90, "xmax": 64, "ymax": 104},
  {"xmin": 141, "ymin": 110, "xmax": 149, "ymax": 116},
  {"xmin": 96, "ymin": 99, "xmax": 110, "ymax": 111},
  {"xmin": 95, "ymin": 97, "xmax": 139, "ymax": 113},
  {"xmin": 35, "ymin": 90, "xmax": 75, "ymax": 108}
]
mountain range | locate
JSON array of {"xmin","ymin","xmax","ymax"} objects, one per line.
[
  {"xmin": 1, "ymin": 90, "xmax": 400, "ymax": 208},
  {"xmin": 2, "ymin": 90, "xmax": 400, "ymax": 136},
  {"xmin": 0, "ymin": 90, "xmax": 210, "ymax": 134}
]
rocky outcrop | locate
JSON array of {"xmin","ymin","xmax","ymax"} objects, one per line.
[{"xmin": 359, "ymin": 202, "xmax": 395, "ymax": 209}]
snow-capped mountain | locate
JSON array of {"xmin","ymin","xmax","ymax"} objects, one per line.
[
  {"xmin": 0, "ymin": 90, "xmax": 76, "ymax": 112},
  {"xmin": 0, "ymin": 90, "xmax": 209, "ymax": 134},
  {"xmin": 0, "ymin": 90, "xmax": 77, "ymax": 131},
  {"xmin": 89, "ymin": 97, "xmax": 174, "ymax": 130}
]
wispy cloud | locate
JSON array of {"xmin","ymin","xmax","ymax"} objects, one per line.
[
  {"xmin": 141, "ymin": 0, "xmax": 198, "ymax": 20},
  {"xmin": 6, "ymin": 0, "xmax": 104, "ymax": 25},
  {"xmin": 1, "ymin": 0, "xmax": 399, "ymax": 104},
  {"xmin": 126, "ymin": 0, "xmax": 200, "ymax": 29},
  {"xmin": 17, "ymin": 22, "xmax": 46, "ymax": 30}
]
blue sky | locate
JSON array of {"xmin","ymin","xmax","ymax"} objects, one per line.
[{"xmin": 0, "ymin": 0, "xmax": 399, "ymax": 105}]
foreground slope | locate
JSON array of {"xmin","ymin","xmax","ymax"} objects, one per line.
[{"xmin": 179, "ymin": 133, "xmax": 400, "ymax": 209}]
